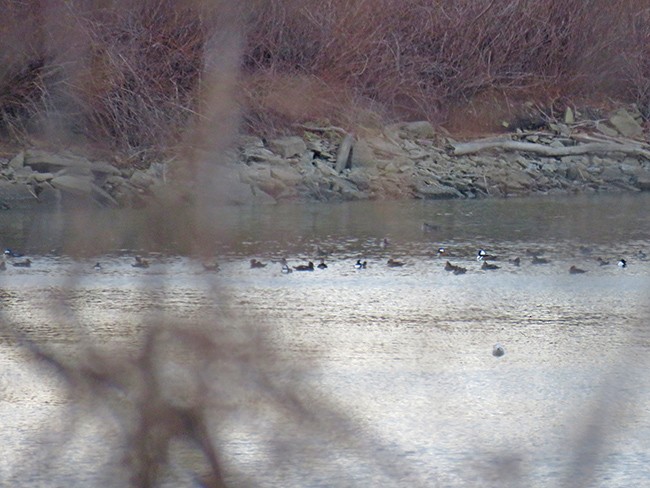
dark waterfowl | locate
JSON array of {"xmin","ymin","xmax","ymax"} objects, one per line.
[
  {"xmin": 436, "ymin": 247, "xmax": 450, "ymax": 257},
  {"xmin": 132, "ymin": 256, "xmax": 149, "ymax": 268},
  {"xmin": 481, "ymin": 261, "xmax": 500, "ymax": 270},
  {"xmin": 444, "ymin": 261, "xmax": 466, "ymax": 275},
  {"xmin": 509, "ymin": 257, "xmax": 521, "ymax": 267},
  {"xmin": 293, "ymin": 261, "xmax": 315, "ymax": 271},
  {"xmin": 569, "ymin": 265, "xmax": 587, "ymax": 274},
  {"xmin": 354, "ymin": 260, "xmax": 367, "ymax": 269},
  {"xmin": 531, "ymin": 255, "xmax": 550, "ymax": 265},
  {"xmin": 317, "ymin": 259, "xmax": 328, "ymax": 269},
  {"xmin": 492, "ymin": 343, "xmax": 506, "ymax": 357},
  {"xmin": 250, "ymin": 259, "xmax": 267, "ymax": 269},
  {"xmin": 12, "ymin": 258, "xmax": 31, "ymax": 268},
  {"xmin": 618, "ymin": 259, "xmax": 627, "ymax": 268},
  {"xmin": 93, "ymin": 262, "xmax": 102, "ymax": 270},
  {"xmin": 387, "ymin": 258, "xmax": 405, "ymax": 267},
  {"xmin": 596, "ymin": 257, "xmax": 610, "ymax": 266},
  {"xmin": 4, "ymin": 248, "xmax": 23, "ymax": 258}
]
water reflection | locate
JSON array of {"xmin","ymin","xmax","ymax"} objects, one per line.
[{"xmin": 0, "ymin": 193, "xmax": 649, "ymax": 486}]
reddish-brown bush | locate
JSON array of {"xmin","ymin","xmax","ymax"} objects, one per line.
[{"xmin": 1, "ymin": 0, "xmax": 650, "ymax": 157}]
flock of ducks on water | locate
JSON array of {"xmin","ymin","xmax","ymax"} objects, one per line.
[{"xmin": 2, "ymin": 237, "xmax": 644, "ymax": 275}]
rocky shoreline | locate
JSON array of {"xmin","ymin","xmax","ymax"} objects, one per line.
[{"xmin": 2, "ymin": 107, "xmax": 650, "ymax": 209}]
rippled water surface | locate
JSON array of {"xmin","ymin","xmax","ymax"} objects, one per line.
[{"xmin": 1, "ymin": 193, "xmax": 650, "ymax": 487}]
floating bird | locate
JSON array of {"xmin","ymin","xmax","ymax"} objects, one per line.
[
  {"xmin": 293, "ymin": 261, "xmax": 315, "ymax": 271},
  {"xmin": 317, "ymin": 259, "xmax": 328, "ymax": 269},
  {"xmin": 509, "ymin": 257, "xmax": 521, "ymax": 267},
  {"xmin": 481, "ymin": 261, "xmax": 500, "ymax": 270},
  {"xmin": 4, "ymin": 248, "xmax": 23, "ymax": 258},
  {"xmin": 436, "ymin": 247, "xmax": 450, "ymax": 257},
  {"xmin": 569, "ymin": 265, "xmax": 587, "ymax": 274},
  {"xmin": 12, "ymin": 258, "xmax": 31, "ymax": 268},
  {"xmin": 93, "ymin": 262, "xmax": 102, "ymax": 270},
  {"xmin": 596, "ymin": 257, "xmax": 609, "ymax": 266},
  {"xmin": 250, "ymin": 259, "xmax": 267, "ymax": 268},
  {"xmin": 531, "ymin": 255, "xmax": 550, "ymax": 265},
  {"xmin": 618, "ymin": 259, "xmax": 627, "ymax": 268},
  {"xmin": 354, "ymin": 260, "xmax": 367, "ymax": 269},
  {"xmin": 132, "ymin": 256, "xmax": 149, "ymax": 268},
  {"xmin": 477, "ymin": 249, "xmax": 497, "ymax": 261},
  {"xmin": 492, "ymin": 343, "xmax": 506, "ymax": 357},
  {"xmin": 387, "ymin": 258, "xmax": 405, "ymax": 267},
  {"xmin": 444, "ymin": 261, "xmax": 466, "ymax": 275}
]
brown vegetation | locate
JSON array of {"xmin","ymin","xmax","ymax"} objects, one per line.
[{"xmin": 1, "ymin": 0, "xmax": 650, "ymax": 160}]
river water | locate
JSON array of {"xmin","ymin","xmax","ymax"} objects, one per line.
[{"xmin": 1, "ymin": 193, "xmax": 649, "ymax": 487}]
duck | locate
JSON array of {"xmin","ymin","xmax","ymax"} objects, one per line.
[
  {"xmin": 492, "ymin": 343, "xmax": 506, "ymax": 357},
  {"xmin": 4, "ymin": 248, "xmax": 23, "ymax": 258},
  {"xmin": 12, "ymin": 258, "xmax": 31, "ymax": 268},
  {"xmin": 509, "ymin": 257, "xmax": 521, "ymax": 267},
  {"xmin": 436, "ymin": 247, "xmax": 450, "ymax": 257},
  {"xmin": 250, "ymin": 259, "xmax": 267, "ymax": 269},
  {"xmin": 531, "ymin": 255, "xmax": 550, "ymax": 265},
  {"xmin": 317, "ymin": 259, "xmax": 328, "ymax": 269},
  {"xmin": 354, "ymin": 260, "xmax": 367, "ymax": 269},
  {"xmin": 293, "ymin": 261, "xmax": 314, "ymax": 271},
  {"xmin": 569, "ymin": 265, "xmax": 587, "ymax": 274},
  {"xmin": 444, "ymin": 261, "xmax": 466, "ymax": 275},
  {"xmin": 93, "ymin": 262, "xmax": 102, "ymax": 270},
  {"xmin": 477, "ymin": 249, "xmax": 497, "ymax": 261},
  {"xmin": 596, "ymin": 257, "xmax": 609, "ymax": 266},
  {"xmin": 481, "ymin": 261, "xmax": 500, "ymax": 270},
  {"xmin": 618, "ymin": 259, "xmax": 627, "ymax": 268},
  {"xmin": 387, "ymin": 258, "xmax": 405, "ymax": 267},
  {"xmin": 132, "ymin": 256, "xmax": 149, "ymax": 268}
]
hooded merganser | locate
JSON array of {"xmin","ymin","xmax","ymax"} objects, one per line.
[
  {"xmin": 569, "ymin": 265, "xmax": 587, "ymax": 274},
  {"xmin": 444, "ymin": 261, "xmax": 466, "ymax": 274},
  {"xmin": 477, "ymin": 249, "xmax": 497, "ymax": 261},
  {"xmin": 12, "ymin": 258, "xmax": 31, "ymax": 268},
  {"xmin": 250, "ymin": 259, "xmax": 267, "ymax": 268},
  {"xmin": 531, "ymin": 255, "xmax": 550, "ymax": 265},
  {"xmin": 93, "ymin": 262, "xmax": 102, "ymax": 270},
  {"xmin": 618, "ymin": 259, "xmax": 627, "ymax": 268},
  {"xmin": 293, "ymin": 261, "xmax": 314, "ymax": 271},
  {"xmin": 481, "ymin": 261, "xmax": 500, "ymax": 270},
  {"xmin": 132, "ymin": 256, "xmax": 149, "ymax": 268},
  {"xmin": 387, "ymin": 258, "xmax": 405, "ymax": 267},
  {"xmin": 317, "ymin": 259, "xmax": 328, "ymax": 269},
  {"xmin": 492, "ymin": 343, "xmax": 505, "ymax": 357},
  {"xmin": 354, "ymin": 260, "xmax": 367, "ymax": 269},
  {"xmin": 4, "ymin": 248, "xmax": 23, "ymax": 258}
]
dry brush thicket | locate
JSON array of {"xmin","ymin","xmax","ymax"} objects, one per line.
[{"xmin": 1, "ymin": 0, "xmax": 650, "ymax": 158}]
